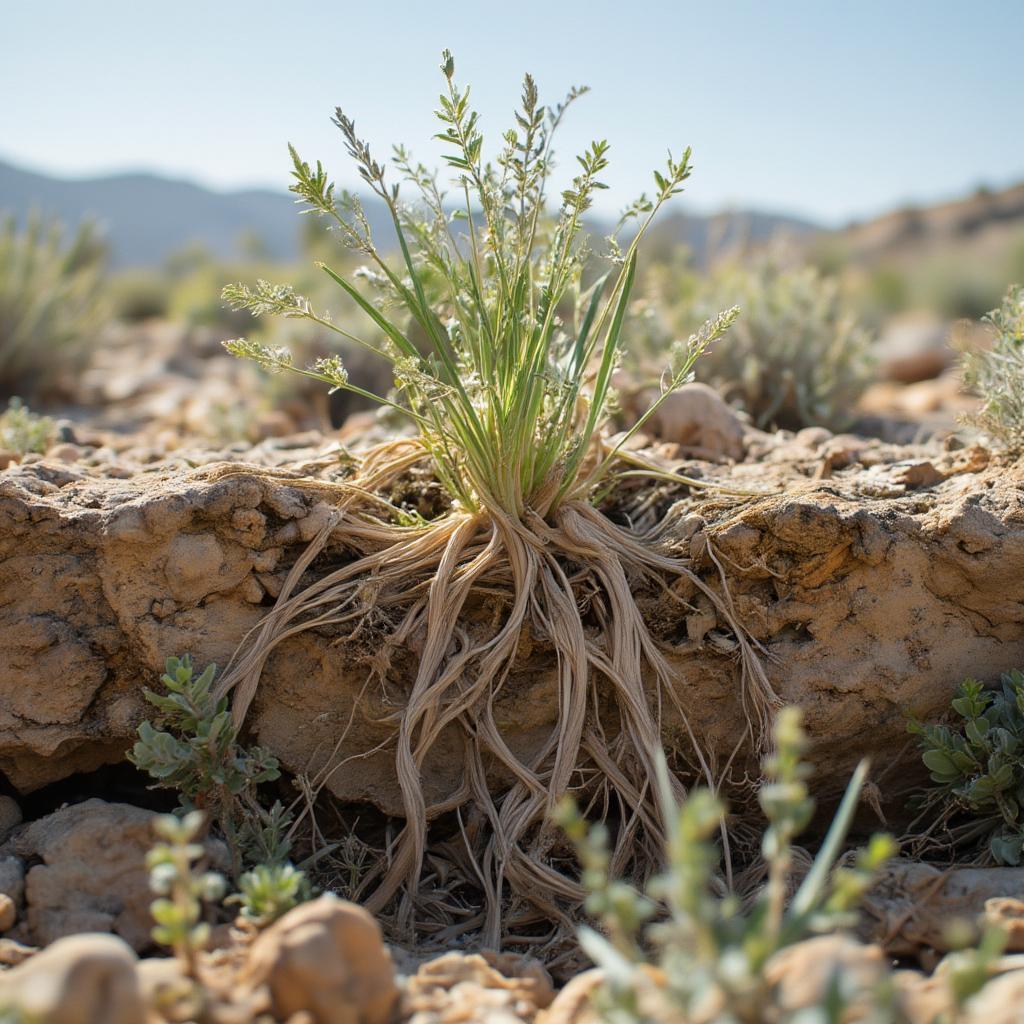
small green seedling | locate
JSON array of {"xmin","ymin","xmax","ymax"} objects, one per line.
[
  {"xmin": 130, "ymin": 655, "xmax": 288, "ymax": 876},
  {"xmin": 232, "ymin": 862, "xmax": 310, "ymax": 927}
]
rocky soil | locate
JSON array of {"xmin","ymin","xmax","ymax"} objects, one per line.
[{"xmin": 1, "ymin": 374, "xmax": 1023, "ymax": 1020}]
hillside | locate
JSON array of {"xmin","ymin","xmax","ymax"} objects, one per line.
[{"xmin": 0, "ymin": 156, "xmax": 822, "ymax": 269}]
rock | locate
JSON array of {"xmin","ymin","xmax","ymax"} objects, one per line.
[
  {"xmin": 865, "ymin": 862, "xmax": 1024, "ymax": 955},
  {"xmin": 0, "ymin": 932, "xmax": 144, "ymax": 1024},
  {"xmin": 764, "ymin": 934, "xmax": 890, "ymax": 1017},
  {"xmin": 46, "ymin": 443, "xmax": 87, "ymax": 465},
  {"xmin": 877, "ymin": 313, "xmax": 952, "ymax": 383},
  {"xmin": 537, "ymin": 965, "xmax": 668, "ymax": 1024},
  {"xmin": 253, "ymin": 409, "xmax": 298, "ymax": 440},
  {"xmin": 892, "ymin": 969, "xmax": 953, "ymax": 1024},
  {"xmin": 402, "ymin": 950, "xmax": 555, "ymax": 1022},
  {"xmin": 638, "ymin": 381, "xmax": 747, "ymax": 460},
  {"xmin": 0, "ymin": 794, "xmax": 21, "ymax": 842},
  {"xmin": 986, "ymin": 898, "xmax": 1024, "ymax": 951},
  {"xmin": 14, "ymin": 798, "xmax": 227, "ymax": 951},
  {"xmin": 240, "ymin": 894, "xmax": 399, "ymax": 1024},
  {"xmin": 538, "ymin": 969, "xmax": 604, "ymax": 1024},
  {"xmin": 0, "ymin": 936, "xmax": 36, "ymax": 966},
  {"xmin": 0, "ymin": 855, "xmax": 25, "ymax": 906},
  {"xmin": 0, "ymin": 893, "xmax": 16, "ymax": 931},
  {"xmin": 965, "ymin": 969, "xmax": 1024, "ymax": 1023},
  {"xmin": 0, "ymin": 449, "xmax": 18, "ymax": 471}
]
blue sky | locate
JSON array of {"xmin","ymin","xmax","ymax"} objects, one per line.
[{"xmin": 3, "ymin": 0, "xmax": 1022, "ymax": 226}]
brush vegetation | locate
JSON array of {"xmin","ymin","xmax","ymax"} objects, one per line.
[
  {"xmin": 0, "ymin": 213, "xmax": 107, "ymax": 399},
  {"xmin": 558, "ymin": 707, "xmax": 898, "ymax": 1022},
  {"xmin": 637, "ymin": 259, "xmax": 874, "ymax": 430},
  {"xmin": 911, "ymin": 670, "xmax": 1024, "ymax": 865},
  {"xmin": 221, "ymin": 50, "xmax": 776, "ymax": 942},
  {"xmin": 960, "ymin": 284, "xmax": 1024, "ymax": 452}
]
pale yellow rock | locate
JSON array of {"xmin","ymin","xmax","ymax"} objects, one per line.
[
  {"xmin": 241, "ymin": 894, "xmax": 398, "ymax": 1024},
  {"xmin": 0, "ymin": 932, "xmax": 144, "ymax": 1024},
  {"xmin": 764, "ymin": 934, "xmax": 890, "ymax": 1019},
  {"xmin": 964, "ymin": 969, "xmax": 1024, "ymax": 1024}
]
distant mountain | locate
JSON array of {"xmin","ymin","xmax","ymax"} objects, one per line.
[
  {"xmin": 0, "ymin": 156, "xmax": 823, "ymax": 268},
  {"xmin": 827, "ymin": 181, "xmax": 1024, "ymax": 262}
]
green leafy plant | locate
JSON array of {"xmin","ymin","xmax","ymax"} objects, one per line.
[
  {"xmin": 216, "ymin": 49, "xmax": 777, "ymax": 941},
  {"xmin": 0, "ymin": 213, "xmax": 107, "ymax": 399},
  {"xmin": 556, "ymin": 707, "xmax": 897, "ymax": 1022},
  {"xmin": 910, "ymin": 670, "xmax": 1024, "ymax": 864},
  {"xmin": 0, "ymin": 398, "xmax": 53, "ymax": 455},
  {"xmin": 147, "ymin": 811, "xmax": 226, "ymax": 974},
  {"xmin": 960, "ymin": 284, "xmax": 1024, "ymax": 452},
  {"xmin": 231, "ymin": 862, "xmax": 310, "ymax": 927},
  {"xmin": 645, "ymin": 259, "xmax": 874, "ymax": 430},
  {"xmin": 129, "ymin": 655, "xmax": 290, "ymax": 876}
]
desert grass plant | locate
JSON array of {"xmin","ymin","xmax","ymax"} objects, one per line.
[
  {"xmin": 959, "ymin": 284, "xmax": 1024, "ymax": 453},
  {"xmin": 0, "ymin": 212, "xmax": 107, "ymax": 400},
  {"xmin": 557, "ymin": 708, "xmax": 897, "ymax": 1022},
  {"xmin": 219, "ymin": 51, "xmax": 777, "ymax": 941}
]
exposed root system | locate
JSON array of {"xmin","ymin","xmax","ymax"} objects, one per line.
[{"xmin": 215, "ymin": 441, "xmax": 776, "ymax": 944}]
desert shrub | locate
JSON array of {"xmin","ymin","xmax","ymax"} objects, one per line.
[
  {"xmin": 129, "ymin": 655, "xmax": 298, "ymax": 878},
  {"xmin": 557, "ymin": 707, "xmax": 897, "ymax": 1021},
  {"xmin": 910, "ymin": 670, "xmax": 1024, "ymax": 864},
  {"xmin": 107, "ymin": 269, "xmax": 172, "ymax": 322},
  {"xmin": 959, "ymin": 285, "xmax": 1024, "ymax": 452},
  {"xmin": 0, "ymin": 213, "xmax": 107, "ymax": 399},
  {"xmin": 674, "ymin": 260, "xmax": 874, "ymax": 430},
  {"xmin": 0, "ymin": 398, "xmax": 54, "ymax": 454}
]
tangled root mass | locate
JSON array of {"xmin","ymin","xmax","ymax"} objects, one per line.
[{"xmin": 215, "ymin": 447, "xmax": 776, "ymax": 946}]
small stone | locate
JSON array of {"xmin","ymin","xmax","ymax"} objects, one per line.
[
  {"xmin": 764, "ymin": 934, "xmax": 890, "ymax": 1015},
  {"xmin": 984, "ymin": 897, "xmax": 1024, "ymax": 951},
  {"xmin": 46, "ymin": 443, "xmax": 86, "ymax": 465},
  {"xmin": 0, "ymin": 936, "xmax": 36, "ymax": 967},
  {"xmin": 53, "ymin": 420, "xmax": 78, "ymax": 443},
  {"xmin": 254, "ymin": 410, "xmax": 298, "ymax": 440}
]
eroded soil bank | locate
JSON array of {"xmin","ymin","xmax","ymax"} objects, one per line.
[{"xmin": 0, "ymin": 423, "xmax": 1020, "ymax": 824}]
